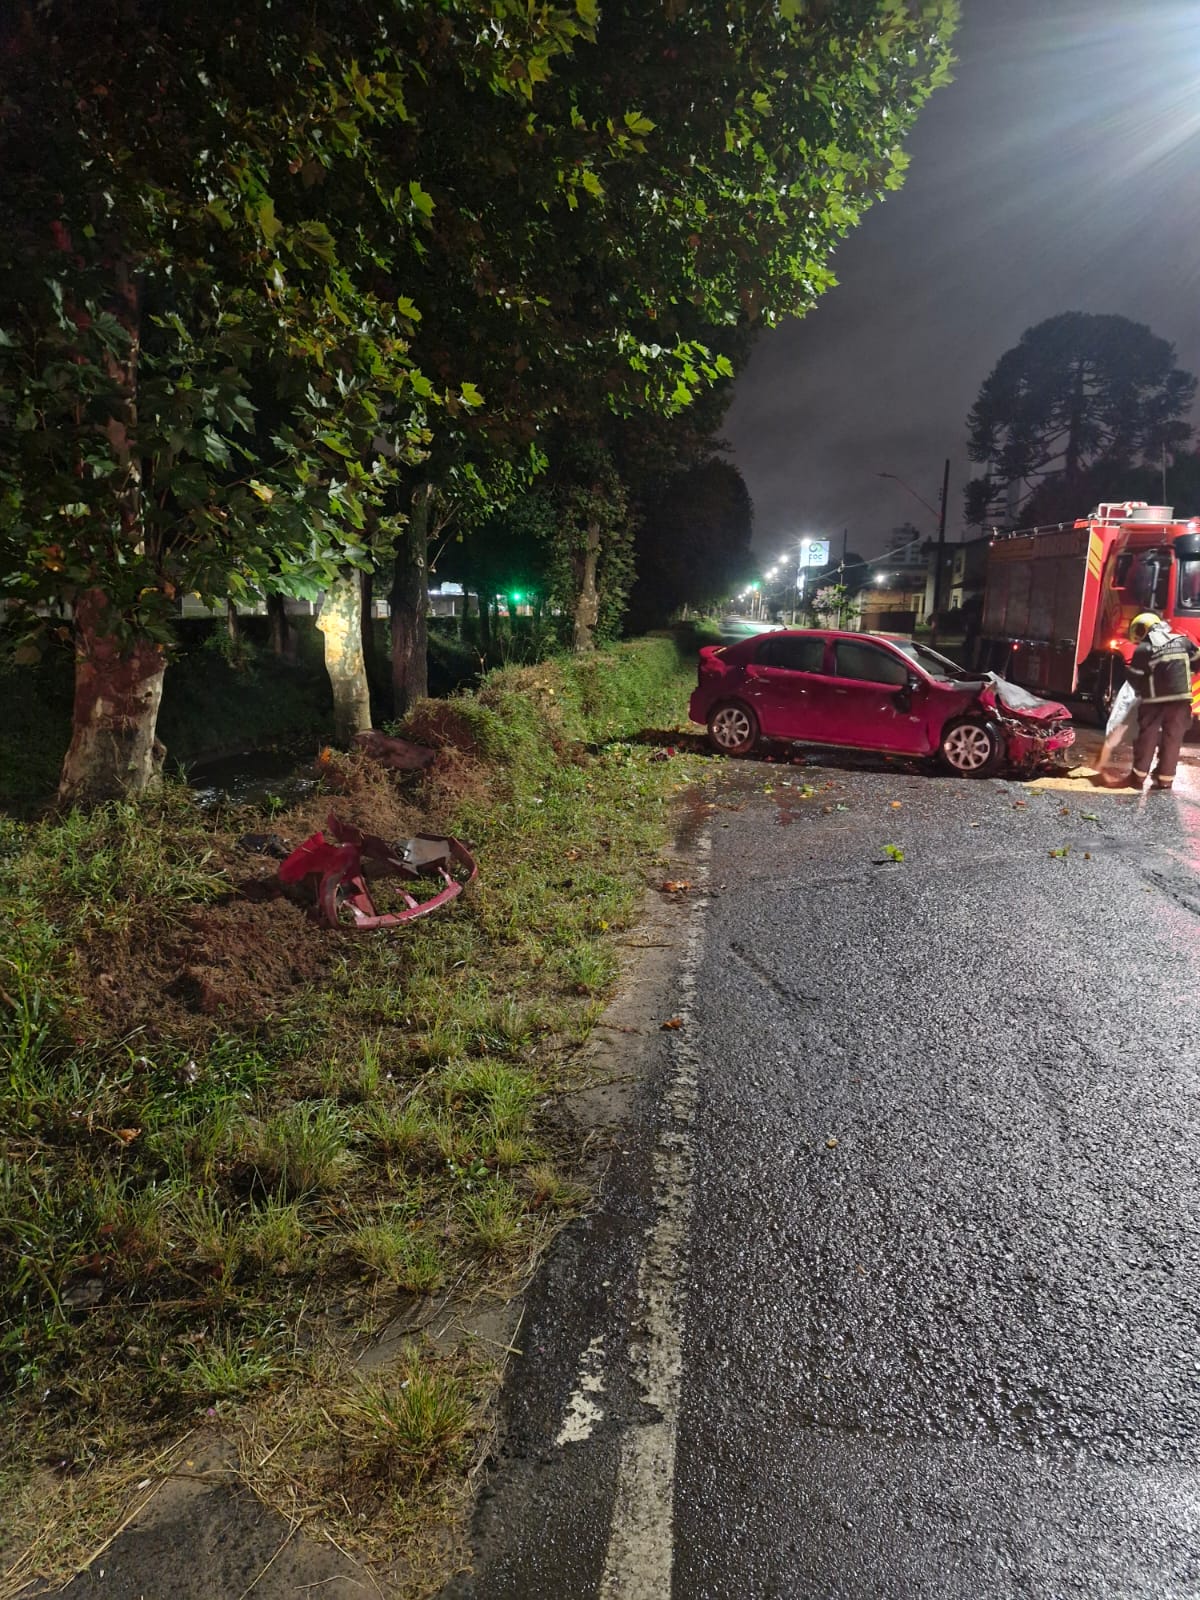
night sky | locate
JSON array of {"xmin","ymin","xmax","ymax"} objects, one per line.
[{"xmin": 725, "ymin": 0, "xmax": 1200, "ymax": 563}]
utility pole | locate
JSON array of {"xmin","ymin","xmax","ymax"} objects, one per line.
[{"xmin": 933, "ymin": 457, "xmax": 950, "ymax": 618}]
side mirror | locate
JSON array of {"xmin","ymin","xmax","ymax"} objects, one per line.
[{"xmin": 894, "ymin": 673, "xmax": 919, "ymax": 713}]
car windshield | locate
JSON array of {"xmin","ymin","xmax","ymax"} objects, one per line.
[{"xmin": 886, "ymin": 639, "xmax": 974, "ymax": 681}]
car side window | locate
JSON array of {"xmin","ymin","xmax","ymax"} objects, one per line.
[
  {"xmin": 757, "ymin": 635, "xmax": 825, "ymax": 672},
  {"xmin": 833, "ymin": 640, "xmax": 910, "ymax": 686}
]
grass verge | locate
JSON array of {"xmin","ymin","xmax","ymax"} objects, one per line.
[{"xmin": 0, "ymin": 628, "xmax": 711, "ymax": 1595}]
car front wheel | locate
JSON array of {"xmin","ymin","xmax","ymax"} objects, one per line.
[
  {"xmin": 707, "ymin": 701, "xmax": 760, "ymax": 757},
  {"xmin": 939, "ymin": 718, "xmax": 1003, "ymax": 777}
]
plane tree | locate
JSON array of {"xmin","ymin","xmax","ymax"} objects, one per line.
[
  {"xmin": 373, "ymin": 0, "xmax": 958, "ymax": 697},
  {"xmin": 628, "ymin": 459, "xmax": 755, "ymax": 629},
  {"xmin": 0, "ymin": 0, "xmax": 957, "ymax": 801},
  {"xmin": 0, "ymin": 0, "xmax": 597, "ymax": 798}
]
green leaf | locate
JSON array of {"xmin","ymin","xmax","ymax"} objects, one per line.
[
  {"xmin": 409, "ymin": 181, "xmax": 435, "ymax": 218},
  {"xmin": 317, "ymin": 432, "xmax": 355, "ymax": 458},
  {"xmin": 256, "ymin": 197, "xmax": 282, "ymax": 244}
]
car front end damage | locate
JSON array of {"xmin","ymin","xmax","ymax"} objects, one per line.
[{"xmin": 977, "ymin": 677, "xmax": 1074, "ymax": 773}]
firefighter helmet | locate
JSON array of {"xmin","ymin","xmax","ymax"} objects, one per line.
[{"xmin": 1129, "ymin": 612, "xmax": 1161, "ymax": 642}]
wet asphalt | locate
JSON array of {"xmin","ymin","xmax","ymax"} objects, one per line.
[{"xmin": 445, "ymin": 744, "xmax": 1200, "ymax": 1600}]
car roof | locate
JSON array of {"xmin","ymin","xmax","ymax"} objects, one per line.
[{"xmin": 764, "ymin": 627, "xmax": 908, "ymax": 645}]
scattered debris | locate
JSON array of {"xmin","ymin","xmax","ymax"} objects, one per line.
[
  {"xmin": 236, "ymin": 831, "xmax": 291, "ymax": 859},
  {"xmin": 278, "ymin": 813, "xmax": 477, "ymax": 929},
  {"xmin": 661, "ymin": 880, "xmax": 692, "ymax": 894},
  {"xmin": 61, "ymin": 1276, "xmax": 105, "ymax": 1309},
  {"xmin": 660, "ymin": 1017, "xmax": 683, "ymax": 1030}
]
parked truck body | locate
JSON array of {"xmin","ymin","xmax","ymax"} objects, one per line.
[{"xmin": 978, "ymin": 502, "xmax": 1200, "ymax": 717}]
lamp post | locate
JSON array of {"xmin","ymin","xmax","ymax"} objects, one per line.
[{"xmin": 878, "ymin": 459, "xmax": 950, "ymax": 619}]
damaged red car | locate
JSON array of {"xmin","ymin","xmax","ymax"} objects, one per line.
[{"xmin": 690, "ymin": 629, "xmax": 1074, "ymax": 777}]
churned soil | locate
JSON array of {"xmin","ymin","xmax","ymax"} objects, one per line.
[{"xmin": 61, "ymin": 745, "xmax": 482, "ymax": 1043}]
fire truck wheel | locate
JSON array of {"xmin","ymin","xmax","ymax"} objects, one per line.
[
  {"xmin": 1094, "ymin": 672, "xmax": 1119, "ymax": 724},
  {"xmin": 707, "ymin": 701, "xmax": 760, "ymax": 757},
  {"xmin": 938, "ymin": 718, "xmax": 1004, "ymax": 778}
]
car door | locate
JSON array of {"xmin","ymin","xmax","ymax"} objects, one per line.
[
  {"xmin": 804, "ymin": 638, "xmax": 930, "ymax": 754},
  {"xmin": 739, "ymin": 633, "xmax": 829, "ymax": 740}
]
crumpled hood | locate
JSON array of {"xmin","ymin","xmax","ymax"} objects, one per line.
[{"xmin": 977, "ymin": 672, "xmax": 1068, "ymax": 724}]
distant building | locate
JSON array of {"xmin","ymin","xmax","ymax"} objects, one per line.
[
  {"xmin": 923, "ymin": 535, "xmax": 989, "ymax": 619},
  {"xmin": 861, "ymin": 529, "xmax": 928, "ymax": 633}
]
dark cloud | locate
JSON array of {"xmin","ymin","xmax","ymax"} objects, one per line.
[{"xmin": 725, "ymin": 0, "xmax": 1200, "ymax": 562}]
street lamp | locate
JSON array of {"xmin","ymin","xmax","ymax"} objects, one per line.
[{"xmin": 877, "ymin": 471, "xmax": 940, "ymax": 522}]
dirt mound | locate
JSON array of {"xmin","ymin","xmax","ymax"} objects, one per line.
[
  {"xmin": 166, "ymin": 895, "xmax": 334, "ymax": 1018},
  {"xmin": 286, "ymin": 748, "xmax": 424, "ymax": 841},
  {"xmin": 404, "ymin": 701, "xmax": 486, "ymax": 758},
  {"xmin": 60, "ymin": 745, "xmax": 488, "ymax": 1042},
  {"xmin": 70, "ymin": 880, "xmax": 335, "ymax": 1040}
]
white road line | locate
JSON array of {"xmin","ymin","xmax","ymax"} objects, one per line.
[
  {"xmin": 599, "ymin": 830, "xmax": 710, "ymax": 1599},
  {"xmin": 556, "ymin": 1334, "xmax": 608, "ymax": 1446}
]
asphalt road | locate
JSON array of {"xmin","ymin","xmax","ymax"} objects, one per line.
[{"xmin": 445, "ymin": 743, "xmax": 1200, "ymax": 1600}]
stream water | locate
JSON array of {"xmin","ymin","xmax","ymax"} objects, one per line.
[{"xmin": 183, "ymin": 749, "xmax": 318, "ymax": 809}]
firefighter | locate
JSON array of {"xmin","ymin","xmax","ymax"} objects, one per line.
[{"xmin": 1125, "ymin": 612, "xmax": 1200, "ymax": 790}]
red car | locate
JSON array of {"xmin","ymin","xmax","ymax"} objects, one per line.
[{"xmin": 690, "ymin": 629, "xmax": 1074, "ymax": 777}]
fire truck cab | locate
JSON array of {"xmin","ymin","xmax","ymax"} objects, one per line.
[{"xmin": 978, "ymin": 502, "xmax": 1200, "ymax": 720}]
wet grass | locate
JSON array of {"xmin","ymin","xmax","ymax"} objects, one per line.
[{"xmin": 0, "ymin": 630, "xmax": 710, "ymax": 1592}]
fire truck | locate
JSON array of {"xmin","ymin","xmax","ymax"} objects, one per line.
[{"xmin": 977, "ymin": 502, "xmax": 1200, "ymax": 719}]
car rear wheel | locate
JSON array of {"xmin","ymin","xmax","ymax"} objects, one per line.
[
  {"xmin": 707, "ymin": 702, "xmax": 760, "ymax": 757},
  {"xmin": 939, "ymin": 718, "xmax": 1003, "ymax": 777}
]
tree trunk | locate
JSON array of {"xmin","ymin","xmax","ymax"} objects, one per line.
[
  {"xmin": 361, "ymin": 570, "xmax": 376, "ymax": 678},
  {"xmin": 267, "ymin": 593, "xmax": 293, "ymax": 658},
  {"xmin": 57, "ymin": 589, "xmax": 166, "ymax": 808},
  {"xmin": 571, "ymin": 519, "xmax": 602, "ymax": 652},
  {"xmin": 389, "ymin": 486, "xmax": 431, "ymax": 719},
  {"xmin": 225, "ymin": 601, "xmax": 239, "ymax": 646},
  {"xmin": 477, "ymin": 588, "xmax": 491, "ymax": 653},
  {"xmin": 316, "ymin": 574, "xmax": 373, "ymax": 745}
]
